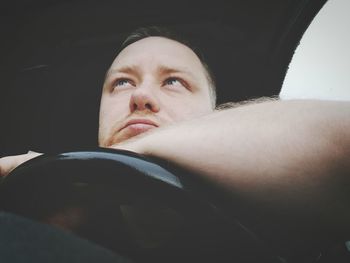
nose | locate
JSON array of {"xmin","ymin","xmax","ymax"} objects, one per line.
[{"xmin": 129, "ymin": 86, "xmax": 160, "ymax": 113}]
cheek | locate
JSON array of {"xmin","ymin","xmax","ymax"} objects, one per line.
[{"xmin": 99, "ymin": 96, "xmax": 128, "ymax": 132}]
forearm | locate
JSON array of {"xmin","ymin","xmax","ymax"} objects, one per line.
[
  {"xmin": 122, "ymin": 100, "xmax": 349, "ymax": 192},
  {"xmin": 113, "ymin": 99, "xmax": 350, "ymax": 247},
  {"xmin": 0, "ymin": 151, "xmax": 42, "ymax": 177}
]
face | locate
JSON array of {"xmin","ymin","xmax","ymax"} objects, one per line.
[{"xmin": 98, "ymin": 36, "xmax": 213, "ymax": 147}]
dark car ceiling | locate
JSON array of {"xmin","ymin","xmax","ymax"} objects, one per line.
[{"xmin": 0, "ymin": 0, "xmax": 327, "ymax": 155}]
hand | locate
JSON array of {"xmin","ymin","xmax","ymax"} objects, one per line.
[{"xmin": 0, "ymin": 151, "xmax": 42, "ymax": 177}]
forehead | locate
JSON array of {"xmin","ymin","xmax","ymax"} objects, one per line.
[{"xmin": 109, "ymin": 37, "xmax": 206, "ymax": 74}]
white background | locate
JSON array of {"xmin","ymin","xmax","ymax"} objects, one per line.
[{"xmin": 280, "ymin": 0, "xmax": 350, "ymax": 100}]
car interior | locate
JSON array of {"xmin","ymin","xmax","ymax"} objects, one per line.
[{"xmin": 0, "ymin": 0, "xmax": 349, "ymax": 262}]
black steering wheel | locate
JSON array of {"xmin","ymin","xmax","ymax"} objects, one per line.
[{"xmin": 0, "ymin": 148, "xmax": 283, "ymax": 263}]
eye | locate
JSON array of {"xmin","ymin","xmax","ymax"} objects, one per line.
[
  {"xmin": 164, "ymin": 78, "xmax": 180, "ymax": 85},
  {"xmin": 115, "ymin": 79, "xmax": 132, "ymax": 87},
  {"xmin": 163, "ymin": 77, "xmax": 188, "ymax": 90},
  {"xmin": 112, "ymin": 78, "xmax": 134, "ymax": 90}
]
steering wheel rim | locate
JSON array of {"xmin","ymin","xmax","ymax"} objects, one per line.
[{"xmin": 0, "ymin": 148, "xmax": 281, "ymax": 262}]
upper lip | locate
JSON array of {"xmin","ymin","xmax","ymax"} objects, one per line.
[{"xmin": 119, "ymin": 118, "xmax": 158, "ymax": 131}]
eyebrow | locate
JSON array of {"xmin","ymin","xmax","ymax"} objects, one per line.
[
  {"xmin": 105, "ymin": 66, "xmax": 137, "ymax": 80},
  {"xmin": 105, "ymin": 65, "xmax": 197, "ymax": 80},
  {"xmin": 157, "ymin": 65, "xmax": 196, "ymax": 78}
]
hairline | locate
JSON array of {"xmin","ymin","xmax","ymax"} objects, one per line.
[{"xmin": 115, "ymin": 30, "xmax": 217, "ymax": 108}]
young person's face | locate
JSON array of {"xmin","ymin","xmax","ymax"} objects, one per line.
[{"xmin": 99, "ymin": 37, "xmax": 213, "ymax": 147}]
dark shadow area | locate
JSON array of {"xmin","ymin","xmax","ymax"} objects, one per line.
[{"xmin": 0, "ymin": 0, "xmax": 326, "ymax": 154}]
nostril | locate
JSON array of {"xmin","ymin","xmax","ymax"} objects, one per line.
[
  {"xmin": 145, "ymin": 103, "xmax": 152, "ymax": 110},
  {"xmin": 132, "ymin": 103, "xmax": 137, "ymax": 111}
]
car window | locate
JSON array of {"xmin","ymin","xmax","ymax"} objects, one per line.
[{"xmin": 280, "ymin": 0, "xmax": 350, "ymax": 101}]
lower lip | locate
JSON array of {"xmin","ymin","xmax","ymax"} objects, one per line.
[{"xmin": 124, "ymin": 123, "xmax": 157, "ymax": 135}]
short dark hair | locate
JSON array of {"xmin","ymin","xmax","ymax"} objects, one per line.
[{"xmin": 118, "ymin": 26, "xmax": 217, "ymax": 107}]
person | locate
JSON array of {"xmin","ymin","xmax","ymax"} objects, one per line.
[{"xmin": 0, "ymin": 26, "xmax": 350, "ymax": 256}]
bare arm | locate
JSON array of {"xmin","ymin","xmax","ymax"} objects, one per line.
[
  {"xmin": 114, "ymin": 100, "xmax": 349, "ymax": 191},
  {"xmin": 113, "ymin": 99, "xmax": 350, "ymax": 251},
  {"xmin": 0, "ymin": 151, "xmax": 42, "ymax": 177}
]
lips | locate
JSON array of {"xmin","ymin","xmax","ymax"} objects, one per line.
[
  {"xmin": 122, "ymin": 119, "xmax": 158, "ymax": 129},
  {"xmin": 119, "ymin": 118, "xmax": 158, "ymax": 137}
]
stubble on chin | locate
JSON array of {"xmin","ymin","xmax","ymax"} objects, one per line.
[{"xmin": 106, "ymin": 126, "xmax": 159, "ymax": 149}]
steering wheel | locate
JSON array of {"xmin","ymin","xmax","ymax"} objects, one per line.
[{"xmin": 0, "ymin": 148, "xmax": 283, "ymax": 263}]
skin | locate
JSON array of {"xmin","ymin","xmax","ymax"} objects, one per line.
[{"xmin": 98, "ymin": 36, "xmax": 214, "ymax": 147}]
